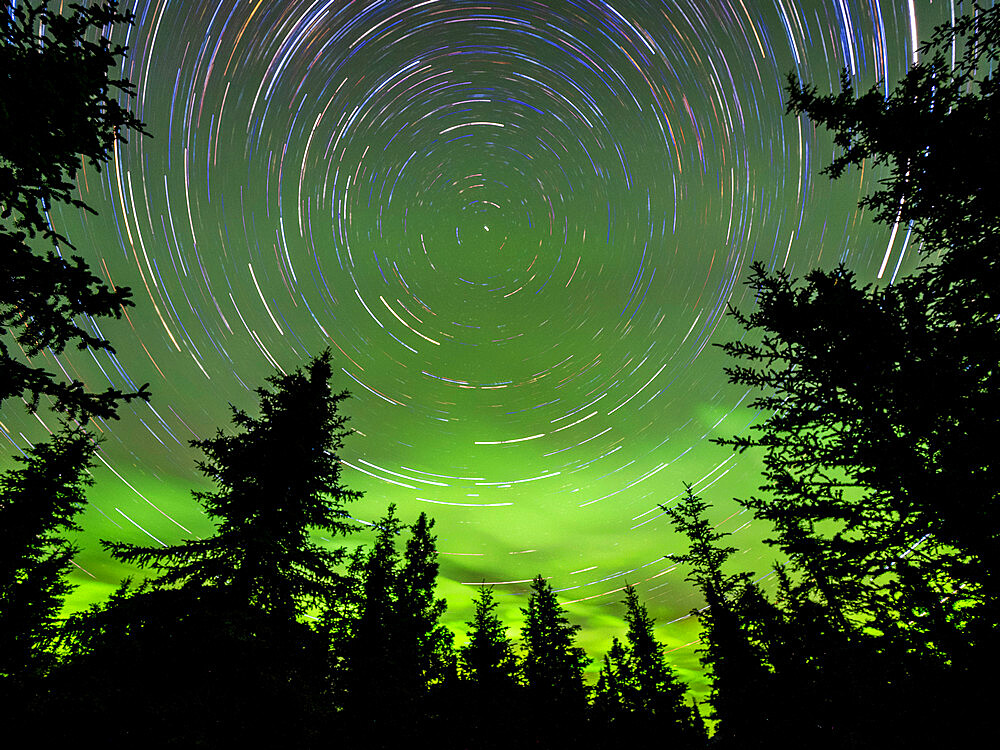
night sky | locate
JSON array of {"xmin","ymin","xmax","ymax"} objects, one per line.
[{"xmin": 2, "ymin": 0, "xmax": 954, "ymax": 688}]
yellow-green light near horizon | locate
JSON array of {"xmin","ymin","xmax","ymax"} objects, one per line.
[{"xmin": 1, "ymin": 0, "xmax": 950, "ymax": 692}]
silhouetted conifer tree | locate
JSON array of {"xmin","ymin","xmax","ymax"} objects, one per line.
[
  {"xmin": 327, "ymin": 503, "xmax": 404, "ymax": 720},
  {"xmin": 460, "ymin": 585, "xmax": 519, "ymax": 689},
  {"xmin": 728, "ymin": 568, "xmax": 856, "ymax": 748},
  {"xmin": 103, "ymin": 351, "xmax": 361, "ymax": 619},
  {"xmin": 521, "ymin": 574, "xmax": 590, "ymax": 704},
  {"xmin": 592, "ymin": 586, "xmax": 702, "ymax": 746},
  {"xmin": 718, "ymin": 1, "xmax": 999, "ymax": 640},
  {"xmin": 326, "ymin": 505, "xmax": 454, "ymax": 746},
  {"xmin": 665, "ymin": 488, "xmax": 773, "ymax": 748},
  {"xmin": 1, "ymin": 1, "xmax": 149, "ymax": 419},
  {"xmin": 0, "ymin": 425, "xmax": 94, "ymax": 683},
  {"xmin": 717, "ymin": 263, "xmax": 968, "ymax": 629},
  {"xmin": 622, "ymin": 586, "xmax": 687, "ymax": 710},
  {"xmin": 444, "ymin": 585, "xmax": 523, "ymax": 748},
  {"xmin": 593, "ymin": 636, "xmax": 630, "ymax": 725},
  {"xmin": 519, "ymin": 574, "xmax": 590, "ymax": 746},
  {"xmin": 45, "ymin": 354, "xmax": 357, "ymax": 745},
  {"xmin": 713, "ymin": 7, "xmax": 999, "ymax": 744},
  {"xmin": 395, "ymin": 512, "xmax": 455, "ymax": 695},
  {"xmin": 623, "ymin": 585, "xmax": 700, "ymax": 743}
]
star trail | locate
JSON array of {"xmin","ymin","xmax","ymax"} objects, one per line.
[{"xmin": 1, "ymin": 0, "xmax": 952, "ymax": 681}]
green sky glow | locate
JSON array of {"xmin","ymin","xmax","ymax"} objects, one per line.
[{"xmin": 1, "ymin": 0, "xmax": 952, "ymax": 690}]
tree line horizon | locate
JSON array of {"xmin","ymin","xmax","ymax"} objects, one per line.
[{"xmin": 2, "ymin": 2, "xmax": 997, "ymax": 747}]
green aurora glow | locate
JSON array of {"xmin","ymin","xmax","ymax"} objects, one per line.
[{"xmin": 0, "ymin": 0, "xmax": 954, "ymax": 692}]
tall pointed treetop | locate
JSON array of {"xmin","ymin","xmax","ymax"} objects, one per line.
[{"xmin": 104, "ymin": 351, "xmax": 362, "ymax": 618}]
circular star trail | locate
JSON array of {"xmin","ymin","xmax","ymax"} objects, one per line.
[{"xmin": 1, "ymin": 0, "xmax": 954, "ymax": 675}]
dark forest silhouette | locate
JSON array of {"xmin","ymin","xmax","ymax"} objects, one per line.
[{"xmin": 2, "ymin": 2, "xmax": 997, "ymax": 747}]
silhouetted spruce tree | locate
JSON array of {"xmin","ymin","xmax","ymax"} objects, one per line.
[
  {"xmin": 593, "ymin": 636, "xmax": 630, "ymax": 727},
  {"xmin": 327, "ymin": 505, "xmax": 454, "ymax": 746},
  {"xmin": 717, "ymin": 263, "xmax": 967, "ymax": 629},
  {"xmin": 1, "ymin": 1, "xmax": 149, "ymax": 419},
  {"xmin": 0, "ymin": 425, "xmax": 95, "ymax": 684},
  {"xmin": 327, "ymin": 503, "xmax": 404, "ymax": 726},
  {"xmin": 519, "ymin": 574, "xmax": 590, "ymax": 745},
  {"xmin": 443, "ymin": 585, "xmax": 523, "ymax": 747},
  {"xmin": 714, "ymin": 7, "xmax": 998, "ymax": 743},
  {"xmin": 623, "ymin": 585, "xmax": 700, "ymax": 743},
  {"xmin": 47, "ymin": 353, "xmax": 358, "ymax": 745},
  {"xmin": 460, "ymin": 585, "xmax": 519, "ymax": 690},
  {"xmin": 592, "ymin": 586, "xmax": 702, "ymax": 746},
  {"xmin": 395, "ymin": 512, "xmax": 455, "ymax": 698},
  {"xmin": 664, "ymin": 487, "xmax": 773, "ymax": 748},
  {"xmin": 729, "ymin": 567, "xmax": 863, "ymax": 748},
  {"xmin": 103, "ymin": 350, "xmax": 361, "ymax": 619},
  {"xmin": 718, "ymin": 1, "xmax": 999, "ymax": 640}
]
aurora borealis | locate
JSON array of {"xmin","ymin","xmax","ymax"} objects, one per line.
[{"xmin": 1, "ymin": 0, "xmax": 956, "ymax": 686}]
